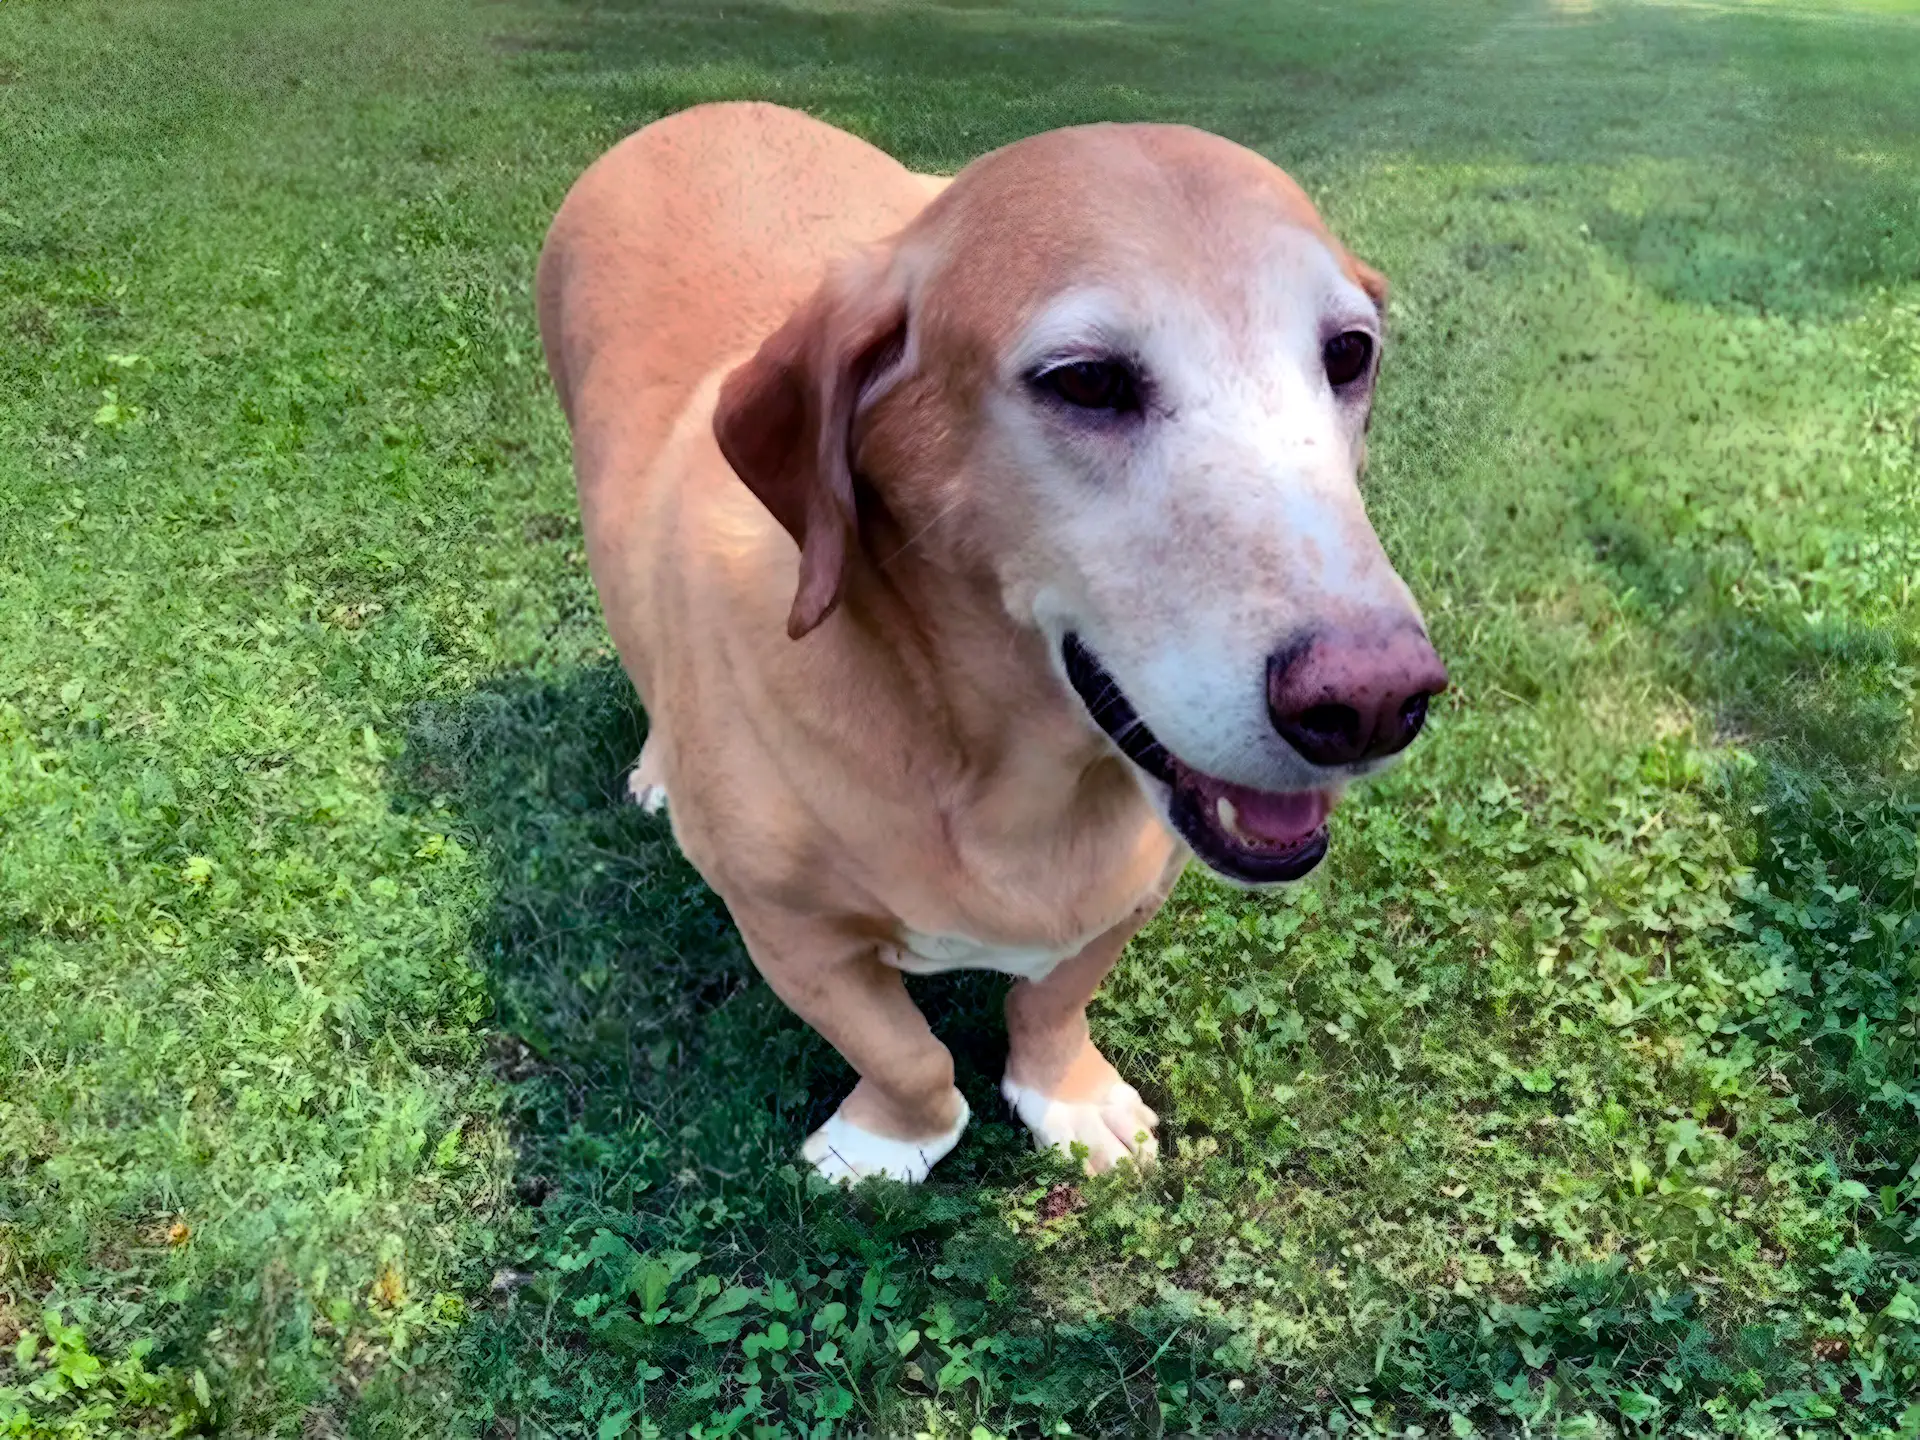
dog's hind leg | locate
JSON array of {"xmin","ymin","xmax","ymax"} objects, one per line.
[{"xmin": 625, "ymin": 733, "xmax": 669, "ymax": 814}]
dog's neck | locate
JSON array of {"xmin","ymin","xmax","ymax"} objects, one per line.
[{"xmin": 842, "ymin": 509, "xmax": 1140, "ymax": 825}]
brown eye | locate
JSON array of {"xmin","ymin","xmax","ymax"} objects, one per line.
[
  {"xmin": 1323, "ymin": 331, "xmax": 1374, "ymax": 388},
  {"xmin": 1032, "ymin": 359, "xmax": 1141, "ymax": 413}
]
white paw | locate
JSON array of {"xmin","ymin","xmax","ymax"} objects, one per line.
[
  {"xmin": 1002, "ymin": 1076, "xmax": 1158, "ymax": 1174},
  {"xmin": 801, "ymin": 1092, "xmax": 970, "ymax": 1185},
  {"xmin": 625, "ymin": 766, "xmax": 668, "ymax": 814}
]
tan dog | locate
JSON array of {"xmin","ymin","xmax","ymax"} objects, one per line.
[{"xmin": 537, "ymin": 103, "xmax": 1445, "ymax": 1183}]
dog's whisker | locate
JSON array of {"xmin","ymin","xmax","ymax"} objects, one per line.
[{"xmin": 877, "ymin": 489, "xmax": 970, "ymax": 567}]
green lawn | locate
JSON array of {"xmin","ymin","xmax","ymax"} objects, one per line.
[{"xmin": 3, "ymin": 0, "xmax": 1919, "ymax": 1434}]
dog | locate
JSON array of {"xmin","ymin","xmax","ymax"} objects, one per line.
[{"xmin": 536, "ymin": 102, "xmax": 1445, "ymax": 1184}]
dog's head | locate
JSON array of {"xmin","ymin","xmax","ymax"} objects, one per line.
[{"xmin": 716, "ymin": 122, "xmax": 1445, "ymax": 887}]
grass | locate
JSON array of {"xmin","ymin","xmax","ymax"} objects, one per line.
[{"xmin": 2, "ymin": 0, "xmax": 1918, "ymax": 1434}]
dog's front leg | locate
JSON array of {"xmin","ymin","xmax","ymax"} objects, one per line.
[
  {"xmin": 736, "ymin": 914, "xmax": 969, "ymax": 1184},
  {"xmin": 1000, "ymin": 874, "xmax": 1179, "ymax": 1174}
]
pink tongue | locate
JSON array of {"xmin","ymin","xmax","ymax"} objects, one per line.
[{"xmin": 1217, "ymin": 782, "xmax": 1332, "ymax": 844}]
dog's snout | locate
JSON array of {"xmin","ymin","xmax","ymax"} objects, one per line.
[{"xmin": 1266, "ymin": 630, "xmax": 1448, "ymax": 768}]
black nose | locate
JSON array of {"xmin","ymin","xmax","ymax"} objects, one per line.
[{"xmin": 1267, "ymin": 630, "xmax": 1449, "ymax": 768}]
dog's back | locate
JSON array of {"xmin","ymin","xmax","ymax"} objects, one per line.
[
  {"xmin": 536, "ymin": 102, "xmax": 938, "ymax": 513},
  {"xmin": 536, "ymin": 103, "xmax": 940, "ymax": 716}
]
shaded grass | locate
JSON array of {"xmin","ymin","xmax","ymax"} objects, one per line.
[{"xmin": 2, "ymin": 0, "xmax": 1919, "ymax": 1435}]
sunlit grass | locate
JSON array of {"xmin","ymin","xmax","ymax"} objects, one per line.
[{"xmin": 2, "ymin": 0, "xmax": 1917, "ymax": 1434}]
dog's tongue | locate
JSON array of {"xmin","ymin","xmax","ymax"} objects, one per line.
[
  {"xmin": 1182, "ymin": 771, "xmax": 1333, "ymax": 845},
  {"xmin": 1229, "ymin": 785, "xmax": 1331, "ymax": 843}
]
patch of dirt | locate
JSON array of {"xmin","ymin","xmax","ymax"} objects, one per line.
[
  {"xmin": 515, "ymin": 1174, "xmax": 555, "ymax": 1209},
  {"xmin": 487, "ymin": 1033, "xmax": 547, "ymax": 1083},
  {"xmin": 1037, "ymin": 1182, "xmax": 1085, "ymax": 1223}
]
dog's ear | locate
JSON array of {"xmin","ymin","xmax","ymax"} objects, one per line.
[
  {"xmin": 714, "ymin": 250, "xmax": 907, "ymax": 640},
  {"xmin": 1348, "ymin": 259, "xmax": 1388, "ymax": 465},
  {"xmin": 1348, "ymin": 256, "xmax": 1389, "ymax": 312}
]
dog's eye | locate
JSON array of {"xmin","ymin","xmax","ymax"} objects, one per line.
[
  {"xmin": 1032, "ymin": 359, "xmax": 1141, "ymax": 413},
  {"xmin": 1323, "ymin": 331, "xmax": 1374, "ymax": 389}
]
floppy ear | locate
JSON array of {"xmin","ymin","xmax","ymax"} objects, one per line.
[
  {"xmin": 713, "ymin": 250, "xmax": 908, "ymax": 640},
  {"xmin": 1348, "ymin": 256, "xmax": 1389, "ymax": 312},
  {"xmin": 1347, "ymin": 258, "xmax": 1389, "ymax": 459}
]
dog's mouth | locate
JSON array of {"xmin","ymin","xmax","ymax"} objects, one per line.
[{"xmin": 1062, "ymin": 634, "xmax": 1332, "ymax": 884}]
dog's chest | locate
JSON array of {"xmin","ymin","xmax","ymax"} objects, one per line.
[
  {"xmin": 877, "ymin": 797, "xmax": 1182, "ymax": 985},
  {"xmin": 885, "ymin": 929, "xmax": 1084, "ymax": 983}
]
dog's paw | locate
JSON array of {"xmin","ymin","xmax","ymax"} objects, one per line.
[
  {"xmin": 626, "ymin": 738, "xmax": 669, "ymax": 813},
  {"xmin": 624, "ymin": 766, "xmax": 668, "ymax": 814},
  {"xmin": 1002, "ymin": 1076, "xmax": 1158, "ymax": 1174},
  {"xmin": 801, "ymin": 1094, "xmax": 970, "ymax": 1185}
]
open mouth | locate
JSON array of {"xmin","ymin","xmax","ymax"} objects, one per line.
[{"xmin": 1062, "ymin": 634, "xmax": 1333, "ymax": 884}]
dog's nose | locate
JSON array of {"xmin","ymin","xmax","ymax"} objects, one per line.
[{"xmin": 1267, "ymin": 630, "xmax": 1448, "ymax": 768}]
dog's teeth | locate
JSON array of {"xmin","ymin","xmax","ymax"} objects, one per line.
[{"xmin": 1217, "ymin": 797, "xmax": 1239, "ymax": 836}]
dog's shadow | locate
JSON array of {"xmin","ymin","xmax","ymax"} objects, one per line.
[{"xmin": 398, "ymin": 659, "xmax": 1036, "ymax": 1206}]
